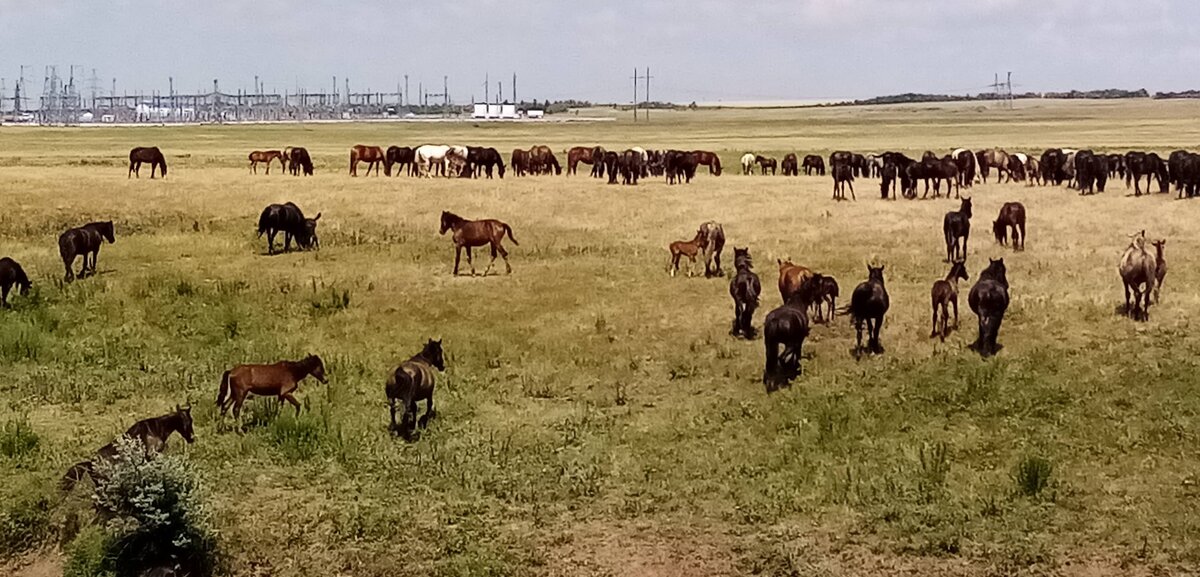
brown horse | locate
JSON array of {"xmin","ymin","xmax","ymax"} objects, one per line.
[
  {"xmin": 349, "ymin": 145, "xmax": 385, "ymax": 176},
  {"xmin": 59, "ymin": 221, "xmax": 115, "ymax": 282},
  {"xmin": 692, "ymin": 150, "xmax": 723, "ymax": 175},
  {"xmin": 667, "ymin": 229, "xmax": 705, "ymax": 277},
  {"xmin": 217, "ymin": 355, "xmax": 327, "ymax": 419},
  {"xmin": 0, "ymin": 257, "xmax": 32, "ymax": 308},
  {"xmin": 781, "ymin": 153, "xmax": 799, "ymax": 176},
  {"xmin": 993, "ymin": 202, "xmax": 1026, "ymax": 251},
  {"xmin": 128, "ymin": 147, "xmax": 168, "ymax": 178},
  {"xmin": 976, "ymin": 149, "xmax": 1012, "ymax": 183},
  {"xmin": 777, "ymin": 259, "xmax": 815, "ymax": 302},
  {"xmin": 61, "ymin": 405, "xmax": 195, "ymax": 492},
  {"xmin": 386, "ymin": 339, "xmax": 446, "ymax": 440},
  {"xmin": 1152, "ymin": 238, "xmax": 1167, "ymax": 303},
  {"xmin": 930, "ymin": 260, "xmax": 969, "ymax": 340},
  {"xmin": 1118, "ymin": 231, "xmax": 1157, "ymax": 321},
  {"xmin": 440, "ymin": 211, "xmax": 519, "ymax": 275},
  {"xmin": 567, "ymin": 146, "xmax": 603, "ymax": 176},
  {"xmin": 249, "ymin": 150, "xmax": 285, "ymax": 174}
]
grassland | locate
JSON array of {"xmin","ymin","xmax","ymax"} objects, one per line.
[{"xmin": 2, "ymin": 99, "xmax": 1199, "ymax": 576}]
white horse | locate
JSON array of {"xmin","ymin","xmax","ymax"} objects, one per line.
[
  {"xmin": 741, "ymin": 153, "xmax": 756, "ymax": 175},
  {"xmin": 415, "ymin": 144, "xmax": 451, "ymax": 177}
]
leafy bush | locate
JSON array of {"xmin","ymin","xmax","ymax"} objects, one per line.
[
  {"xmin": 0, "ymin": 417, "xmax": 40, "ymax": 459},
  {"xmin": 1014, "ymin": 455, "xmax": 1054, "ymax": 498}
]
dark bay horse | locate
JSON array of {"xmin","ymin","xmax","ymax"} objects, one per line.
[
  {"xmin": 692, "ymin": 150, "xmax": 722, "ymax": 175},
  {"xmin": 930, "ymin": 260, "xmax": 968, "ymax": 340},
  {"xmin": 349, "ymin": 145, "xmax": 385, "ymax": 176},
  {"xmin": 469, "ymin": 147, "xmax": 506, "ymax": 179},
  {"xmin": 763, "ymin": 274, "xmax": 823, "ymax": 391},
  {"xmin": 968, "ymin": 258, "xmax": 1010, "ymax": 357},
  {"xmin": 943, "ymin": 197, "xmax": 972, "ymax": 262},
  {"xmin": 841, "ymin": 265, "xmax": 889, "ymax": 358},
  {"xmin": 802, "ymin": 155, "xmax": 825, "ymax": 176},
  {"xmin": 128, "ymin": 147, "xmax": 167, "ymax": 178},
  {"xmin": 386, "ymin": 339, "xmax": 446, "ymax": 440},
  {"xmin": 385, "ymin": 146, "xmax": 416, "ymax": 176},
  {"xmin": 993, "ymin": 202, "xmax": 1026, "ymax": 251},
  {"xmin": 257, "ymin": 202, "xmax": 320, "ymax": 254},
  {"xmin": 0, "ymin": 257, "xmax": 32, "ymax": 307},
  {"xmin": 440, "ymin": 211, "xmax": 519, "ymax": 275},
  {"xmin": 781, "ymin": 153, "xmax": 799, "ymax": 176},
  {"xmin": 59, "ymin": 221, "xmax": 115, "ymax": 282},
  {"xmin": 61, "ymin": 405, "xmax": 195, "ymax": 492},
  {"xmin": 249, "ymin": 150, "xmax": 285, "ymax": 174},
  {"xmin": 755, "ymin": 155, "xmax": 778, "ymax": 175},
  {"xmin": 729, "ymin": 248, "xmax": 761, "ymax": 339},
  {"xmin": 217, "ymin": 355, "xmax": 327, "ymax": 419}
]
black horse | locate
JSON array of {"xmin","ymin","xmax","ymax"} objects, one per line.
[
  {"xmin": 128, "ymin": 147, "xmax": 167, "ymax": 178},
  {"xmin": 619, "ymin": 150, "xmax": 644, "ymax": 185},
  {"xmin": 288, "ymin": 147, "xmax": 314, "ymax": 176},
  {"xmin": 664, "ymin": 150, "xmax": 698, "ymax": 184},
  {"xmin": 943, "ymin": 197, "xmax": 972, "ymax": 262},
  {"xmin": 1075, "ymin": 150, "xmax": 1108, "ymax": 194},
  {"xmin": 59, "ymin": 221, "xmax": 115, "ymax": 282},
  {"xmin": 842, "ymin": 265, "xmax": 889, "ymax": 358},
  {"xmin": 968, "ymin": 258, "xmax": 1010, "ymax": 357},
  {"xmin": 257, "ymin": 203, "xmax": 320, "ymax": 254},
  {"xmin": 802, "ymin": 155, "xmax": 826, "ymax": 176},
  {"xmin": 469, "ymin": 147, "xmax": 506, "ymax": 179},
  {"xmin": 0, "ymin": 257, "xmax": 32, "ymax": 307},
  {"xmin": 1041, "ymin": 148, "xmax": 1067, "ymax": 185},
  {"xmin": 763, "ymin": 274, "xmax": 823, "ymax": 391},
  {"xmin": 385, "ymin": 146, "xmax": 416, "ymax": 176},
  {"xmin": 729, "ymin": 248, "xmax": 761, "ymax": 339},
  {"xmin": 386, "ymin": 339, "xmax": 446, "ymax": 440}
]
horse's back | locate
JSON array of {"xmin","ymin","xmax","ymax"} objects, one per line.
[{"xmin": 388, "ymin": 360, "xmax": 436, "ymax": 400}]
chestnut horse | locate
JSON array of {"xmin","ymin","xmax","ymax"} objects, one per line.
[
  {"xmin": 440, "ymin": 211, "xmax": 519, "ymax": 275},
  {"xmin": 777, "ymin": 259, "xmax": 815, "ymax": 302},
  {"xmin": 692, "ymin": 150, "xmax": 723, "ymax": 175},
  {"xmin": 128, "ymin": 146, "xmax": 167, "ymax": 178},
  {"xmin": 567, "ymin": 146, "xmax": 604, "ymax": 176},
  {"xmin": 249, "ymin": 150, "xmax": 285, "ymax": 174},
  {"xmin": 217, "ymin": 355, "xmax": 327, "ymax": 420},
  {"xmin": 349, "ymin": 145, "xmax": 386, "ymax": 176},
  {"xmin": 667, "ymin": 228, "xmax": 705, "ymax": 277}
]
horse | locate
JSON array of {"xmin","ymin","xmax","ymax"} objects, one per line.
[
  {"xmin": 755, "ymin": 155, "xmax": 778, "ymax": 175},
  {"xmin": 440, "ymin": 211, "xmax": 518, "ymax": 276},
  {"xmin": 349, "ymin": 145, "xmax": 385, "ymax": 176},
  {"xmin": 992, "ymin": 202, "xmax": 1026, "ymax": 251},
  {"xmin": 1074, "ymin": 150, "xmax": 1108, "ymax": 194},
  {"xmin": 802, "ymin": 155, "xmax": 825, "ymax": 176},
  {"xmin": 922, "ymin": 156, "xmax": 959, "ymax": 199},
  {"xmin": 287, "ymin": 147, "xmax": 314, "ymax": 176},
  {"xmin": 976, "ymin": 149, "xmax": 1012, "ymax": 183},
  {"xmin": 741, "ymin": 153, "xmax": 756, "ymax": 175},
  {"xmin": 128, "ymin": 147, "xmax": 168, "ymax": 178},
  {"xmin": 511, "ymin": 149, "xmax": 531, "ymax": 177},
  {"xmin": 667, "ymin": 228, "xmax": 705, "ymax": 277},
  {"xmin": 446, "ymin": 145, "xmax": 470, "ymax": 177},
  {"xmin": 943, "ymin": 197, "xmax": 972, "ymax": 262},
  {"xmin": 729, "ymin": 248, "xmax": 761, "ymax": 339},
  {"xmin": 968, "ymin": 258, "xmax": 1010, "ymax": 357},
  {"xmin": 217, "ymin": 355, "xmax": 327, "ymax": 420},
  {"xmin": 0, "ymin": 257, "xmax": 32, "ymax": 308},
  {"xmin": 1012, "ymin": 152, "xmax": 1039, "ymax": 186},
  {"xmin": 1118, "ymin": 231, "xmax": 1157, "ymax": 321},
  {"xmin": 777, "ymin": 259, "xmax": 814, "ymax": 303},
  {"xmin": 781, "ymin": 153, "xmax": 799, "ymax": 176},
  {"xmin": 385, "ymin": 146, "xmax": 416, "ymax": 176},
  {"xmin": 762, "ymin": 274, "xmax": 824, "ymax": 391},
  {"xmin": 567, "ymin": 146, "xmax": 603, "ymax": 176},
  {"xmin": 248, "ymin": 150, "xmax": 285, "ymax": 174},
  {"xmin": 1107, "ymin": 154, "xmax": 1125, "ymax": 180},
  {"xmin": 1176, "ymin": 153, "xmax": 1200, "ymax": 199},
  {"xmin": 952, "ymin": 148, "xmax": 977, "ymax": 187},
  {"xmin": 832, "ymin": 163, "xmax": 855, "ymax": 201},
  {"xmin": 930, "ymin": 259, "xmax": 968, "ymax": 340},
  {"xmin": 811, "ymin": 276, "xmax": 839, "ymax": 324},
  {"xmin": 61, "ymin": 405, "xmax": 194, "ymax": 492},
  {"xmin": 468, "ymin": 147, "xmax": 506, "ymax": 179},
  {"xmin": 257, "ymin": 202, "xmax": 320, "ymax": 254},
  {"xmin": 1041, "ymin": 148, "xmax": 1068, "ymax": 185},
  {"xmin": 1152, "ymin": 238, "xmax": 1167, "ymax": 303},
  {"xmin": 59, "ymin": 221, "xmax": 115, "ymax": 282},
  {"xmin": 698, "ymin": 221, "xmax": 726, "ymax": 277},
  {"xmin": 619, "ymin": 149, "xmax": 644, "ymax": 185},
  {"xmin": 665, "ymin": 150, "xmax": 698, "ymax": 184},
  {"xmin": 529, "ymin": 145, "xmax": 561, "ymax": 175},
  {"xmin": 386, "ymin": 339, "xmax": 445, "ymax": 440},
  {"xmin": 692, "ymin": 150, "xmax": 722, "ymax": 175},
  {"xmin": 841, "ymin": 265, "xmax": 890, "ymax": 357},
  {"xmin": 1168, "ymin": 150, "xmax": 1190, "ymax": 194},
  {"xmin": 1125, "ymin": 151, "xmax": 1167, "ymax": 195}
]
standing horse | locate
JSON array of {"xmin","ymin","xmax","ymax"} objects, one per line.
[
  {"xmin": 993, "ymin": 202, "xmax": 1026, "ymax": 251},
  {"xmin": 217, "ymin": 355, "xmax": 327, "ymax": 419},
  {"xmin": 802, "ymin": 155, "xmax": 825, "ymax": 176},
  {"xmin": 287, "ymin": 147, "xmax": 314, "ymax": 176},
  {"xmin": 741, "ymin": 153, "xmax": 756, "ymax": 175},
  {"xmin": 128, "ymin": 147, "xmax": 168, "ymax": 178},
  {"xmin": 386, "ymin": 339, "xmax": 446, "ymax": 440},
  {"xmin": 777, "ymin": 259, "xmax": 814, "ymax": 303},
  {"xmin": 943, "ymin": 197, "xmax": 972, "ymax": 262},
  {"xmin": 349, "ymin": 145, "xmax": 385, "ymax": 176},
  {"xmin": 699, "ymin": 221, "xmax": 725, "ymax": 277},
  {"xmin": 692, "ymin": 150, "xmax": 722, "ymax": 175},
  {"xmin": 385, "ymin": 146, "xmax": 416, "ymax": 176},
  {"xmin": 440, "ymin": 211, "xmax": 518, "ymax": 276},
  {"xmin": 841, "ymin": 265, "xmax": 889, "ymax": 358},
  {"xmin": 968, "ymin": 258, "xmax": 1010, "ymax": 357},
  {"xmin": 952, "ymin": 148, "xmax": 977, "ymax": 187},
  {"xmin": 781, "ymin": 153, "xmax": 799, "ymax": 176},
  {"xmin": 811, "ymin": 276, "xmax": 839, "ymax": 324},
  {"xmin": 1152, "ymin": 238, "xmax": 1167, "ymax": 303},
  {"xmin": 59, "ymin": 221, "xmax": 115, "ymax": 282},
  {"xmin": 930, "ymin": 260, "xmax": 968, "ymax": 340},
  {"xmin": 62, "ymin": 405, "xmax": 195, "ymax": 491},
  {"xmin": 0, "ymin": 257, "xmax": 32, "ymax": 308},
  {"xmin": 567, "ymin": 146, "xmax": 603, "ymax": 176},
  {"xmin": 755, "ymin": 155, "xmax": 778, "ymax": 175},
  {"xmin": 729, "ymin": 248, "xmax": 761, "ymax": 339},
  {"xmin": 975, "ymin": 149, "xmax": 1012, "ymax": 183},
  {"xmin": 762, "ymin": 274, "xmax": 824, "ymax": 391},
  {"xmin": 1118, "ymin": 231, "xmax": 1157, "ymax": 321},
  {"xmin": 257, "ymin": 202, "xmax": 320, "ymax": 254},
  {"xmin": 832, "ymin": 163, "xmax": 855, "ymax": 201},
  {"xmin": 667, "ymin": 228, "xmax": 705, "ymax": 277},
  {"xmin": 248, "ymin": 150, "xmax": 285, "ymax": 174}
]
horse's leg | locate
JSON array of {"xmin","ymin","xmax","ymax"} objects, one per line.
[
  {"xmin": 267, "ymin": 230, "xmax": 277, "ymax": 255},
  {"xmin": 931, "ymin": 301, "xmax": 940, "ymax": 339},
  {"xmin": 854, "ymin": 319, "xmax": 864, "ymax": 358},
  {"xmin": 497, "ymin": 243, "xmax": 512, "ymax": 274},
  {"xmin": 465, "ymin": 246, "xmax": 475, "ymax": 276},
  {"xmin": 872, "ymin": 317, "xmax": 885, "ymax": 354},
  {"xmin": 990, "ymin": 315, "xmax": 1004, "ymax": 354},
  {"xmin": 952, "ymin": 295, "xmax": 960, "ymax": 331},
  {"xmin": 419, "ymin": 396, "xmax": 435, "ymax": 428},
  {"xmin": 1018, "ymin": 223, "xmax": 1026, "ymax": 251},
  {"xmin": 732, "ymin": 302, "xmax": 742, "ymax": 336},
  {"xmin": 848, "ymin": 180, "xmax": 856, "ymax": 201},
  {"xmin": 389, "ymin": 397, "xmax": 397, "ymax": 432},
  {"xmin": 453, "ymin": 245, "xmax": 462, "ymax": 276},
  {"xmin": 763, "ymin": 338, "xmax": 778, "ymax": 390},
  {"xmin": 282, "ymin": 392, "xmax": 302, "ymax": 416},
  {"xmin": 485, "ymin": 242, "xmax": 497, "ymax": 276}
]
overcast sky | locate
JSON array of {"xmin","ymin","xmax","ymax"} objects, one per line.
[{"xmin": 2, "ymin": 0, "xmax": 1196, "ymax": 103}]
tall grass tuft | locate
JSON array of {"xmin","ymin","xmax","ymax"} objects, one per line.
[
  {"xmin": 1014, "ymin": 455, "xmax": 1054, "ymax": 498},
  {"xmin": 0, "ymin": 417, "xmax": 40, "ymax": 460}
]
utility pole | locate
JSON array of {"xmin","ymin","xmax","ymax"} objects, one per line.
[
  {"xmin": 485, "ymin": 72, "xmax": 489, "ymax": 106},
  {"xmin": 512, "ymin": 73, "xmax": 517, "ymax": 105},
  {"xmin": 443, "ymin": 75, "xmax": 448, "ymax": 107},
  {"xmin": 404, "ymin": 75, "xmax": 409, "ymax": 107},
  {"xmin": 1006, "ymin": 71, "xmax": 1013, "ymax": 109},
  {"xmin": 632, "ymin": 67, "xmax": 638, "ymax": 122},
  {"xmin": 644, "ymin": 67, "xmax": 652, "ymax": 122}
]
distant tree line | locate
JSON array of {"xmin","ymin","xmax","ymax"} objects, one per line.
[
  {"xmin": 840, "ymin": 89, "xmax": 1150, "ymax": 107},
  {"xmin": 1153, "ymin": 90, "xmax": 1200, "ymax": 100}
]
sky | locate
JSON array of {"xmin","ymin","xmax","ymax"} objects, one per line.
[{"xmin": 1, "ymin": 0, "xmax": 1197, "ymax": 103}]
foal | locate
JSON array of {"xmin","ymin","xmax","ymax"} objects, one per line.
[
  {"xmin": 667, "ymin": 228, "xmax": 706, "ymax": 277},
  {"xmin": 439, "ymin": 211, "xmax": 519, "ymax": 276},
  {"xmin": 729, "ymin": 248, "xmax": 761, "ymax": 338},
  {"xmin": 217, "ymin": 355, "xmax": 327, "ymax": 421},
  {"xmin": 1152, "ymin": 238, "xmax": 1167, "ymax": 303},
  {"xmin": 930, "ymin": 259, "xmax": 969, "ymax": 340},
  {"xmin": 386, "ymin": 339, "xmax": 446, "ymax": 440},
  {"xmin": 0, "ymin": 257, "xmax": 32, "ymax": 308}
]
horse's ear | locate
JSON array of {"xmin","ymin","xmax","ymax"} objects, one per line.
[{"xmin": 314, "ymin": 212, "xmax": 322, "ymax": 221}]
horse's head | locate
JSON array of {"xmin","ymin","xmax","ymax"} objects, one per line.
[
  {"xmin": 100, "ymin": 221, "xmax": 115, "ymax": 244},
  {"xmin": 867, "ymin": 264, "xmax": 885, "ymax": 284},
  {"xmin": 993, "ymin": 219, "xmax": 1006, "ymax": 243},
  {"xmin": 303, "ymin": 213, "xmax": 321, "ymax": 249},
  {"xmin": 424, "ymin": 338, "xmax": 446, "ymax": 371},
  {"xmin": 984, "ymin": 258, "xmax": 1007, "ymax": 282},
  {"xmin": 175, "ymin": 404, "xmax": 195, "ymax": 444},
  {"xmin": 1152, "ymin": 238, "xmax": 1167, "ymax": 254},
  {"xmin": 307, "ymin": 355, "xmax": 328, "ymax": 383},
  {"xmin": 439, "ymin": 211, "xmax": 453, "ymax": 235},
  {"xmin": 952, "ymin": 259, "xmax": 969, "ymax": 282},
  {"xmin": 961, "ymin": 197, "xmax": 972, "ymax": 217}
]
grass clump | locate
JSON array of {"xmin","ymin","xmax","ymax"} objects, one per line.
[
  {"xmin": 1013, "ymin": 455, "xmax": 1054, "ymax": 498},
  {"xmin": 0, "ymin": 491, "xmax": 52, "ymax": 559},
  {"xmin": 0, "ymin": 417, "xmax": 40, "ymax": 460}
]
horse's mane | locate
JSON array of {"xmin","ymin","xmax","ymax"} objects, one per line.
[
  {"xmin": 978, "ymin": 262, "xmax": 1008, "ymax": 285},
  {"xmin": 442, "ymin": 211, "xmax": 464, "ymax": 225}
]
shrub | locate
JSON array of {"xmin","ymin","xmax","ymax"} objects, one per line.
[
  {"xmin": 63, "ymin": 526, "xmax": 112, "ymax": 577},
  {"xmin": 1014, "ymin": 455, "xmax": 1054, "ymax": 498},
  {"xmin": 0, "ymin": 417, "xmax": 40, "ymax": 459}
]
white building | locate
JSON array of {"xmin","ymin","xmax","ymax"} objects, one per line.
[{"xmin": 471, "ymin": 103, "xmax": 519, "ymax": 119}]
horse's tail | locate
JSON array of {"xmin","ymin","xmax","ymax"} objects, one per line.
[
  {"xmin": 216, "ymin": 370, "xmax": 231, "ymax": 407},
  {"xmin": 503, "ymin": 223, "xmax": 519, "ymax": 245},
  {"xmin": 61, "ymin": 461, "xmax": 92, "ymax": 492},
  {"xmin": 836, "ymin": 303, "xmax": 854, "ymax": 317}
]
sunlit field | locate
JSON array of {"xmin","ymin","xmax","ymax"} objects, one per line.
[{"xmin": 2, "ymin": 99, "xmax": 1199, "ymax": 576}]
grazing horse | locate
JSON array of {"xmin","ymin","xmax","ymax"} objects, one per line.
[
  {"xmin": 692, "ymin": 150, "xmax": 722, "ymax": 175},
  {"xmin": 802, "ymin": 155, "xmax": 826, "ymax": 176},
  {"xmin": 698, "ymin": 221, "xmax": 726, "ymax": 277},
  {"xmin": 1176, "ymin": 153, "xmax": 1200, "ymax": 198},
  {"xmin": 993, "ymin": 202, "xmax": 1026, "ymax": 251},
  {"xmin": 529, "ymin": 145, "xmax": 562, "ymax": 175},
  {"xmin": 729, "ymin": 248, "xmax": 761, "ymax": 339},
  {"xmin": 1125, "ymin": 151, "xmax": 1167, "ymax": 195},
  {"xmin": 755, "ymin": 155, "xmax": 778, "ymax": 175},
  {"xmin": 0, "ymin": 257, "xmax": 32, "ymax": 308},
  {"xmin": 511, "ymin": 149, "xmax": 531, "ymax": 177},
  {"xmin": 968, "ymin": 258, "xmax": 1010, "ymax": 357},
  {"xmin": 567, "ymin": 146, "xmax": 603, "ymax": 176},
  {"xmin": 287, "ymin": 147, "xmax": 314, "ymax": 176},
  {"xmin": 59, "ymin": 221, "xmax": 115, "ymax": 282},
  {"xmin": 1075, "ymin": 150, "xmax": 1108, "ymax": 194},
  {"xmin": 61, "ymin": 405, "xmax": 195, "ymax": 492},
  {"xmin": 468, "ymin": 146, "xmax": 506, "ymax": 179},
  {"xmin": 832, "ymin": 163, "xmax": 855, "ymax": 201},
  {"xmin": 619, "ymin": 149, "xmax": 644, "ymax": 184},
  {"xmin": 762, "ymin": 274, "xmax": 824, "ymax": 391},
  {"xmin": 440, "ymin": 211, "xmax": 518, "ymax": 276},
  {"xmin": 777, "ymin": 259, "xmax": 814, "ymax": 303},
  {"xmin": 943, "ymin": 197, "xmax": 972, "ymax": 262},
  {"xmin": 781, "ymin": 153, "xmax": 799, "ymax": 176},
  {"xmin": 128, "ymin": 147, "xmax": 168, "ymax": 178},
  {"xmin": 842, "ymin": 265, "xmax": 890, "ymax": 357},
  {"xmin": 217, "ymin": 355, "xmax": 327, "ymax": 419},
  {"xmin": 1152, "ymin": 238, "xmax": 1167, "ymax": 303},
  {"xmin": 248, "ymin": 150, "xmax": 285, "ymax": 174},
  {"xmin": 952, "ymin": 148, "xmax": 977, "ymax": 187},
  {"xmin": 257, "ymin": 202, "xmax": 320, "ymax": 254},
  {"xmin": 1118, "ymin": 231, "xmax": 1157, "ymax": 321},
  {"xmin": 349, "ymin": 145, "xmax": 385, "ymax": 176},
  {"xmin": 1040, "ymin": 148, "xmax": 1068, "ymax": 185},
  {"xmin": 1012, "ymin": 153, "xmax": 1039, "ymax": 186},
  {"xmin": 1168, "ymin": 150, "xmax": 1189, "ymax": 194},
  {"xmin": 930, "ymin": 260, "xmax": 968, "ymax": 340},
  {"xmin": 976, "ymin": 149, "xmax": 1012, "ymax": 183},
  {"xmin": 385, "ymin": 146, "xmax": 416, "ymax": 176},
  {"xmin": 741, "ymin": 153, "xmax": 756, "ymax": 175},
  {"xmin": 921, "ymin": 156, "xmax": 959, "ymax": 199},
  {"xmin": 664, "ymin": 150, "xmax": 698, "ymax": 184},
  {"xmin": 667, "ymin": 228, "xmax": 705, "ymax": 277},
  {"xmin": 386, "ymin": 339, "xmax": 446, "ymax": 440}
]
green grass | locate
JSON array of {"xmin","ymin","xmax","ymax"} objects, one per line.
[{"xmin": 2, "ymin": 100, "xmax": 1200, "ymax": 575}]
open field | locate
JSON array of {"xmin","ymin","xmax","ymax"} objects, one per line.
[{"xmin": 2, "ymin": 99, "xmax": 1200, "ymax": 576}]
